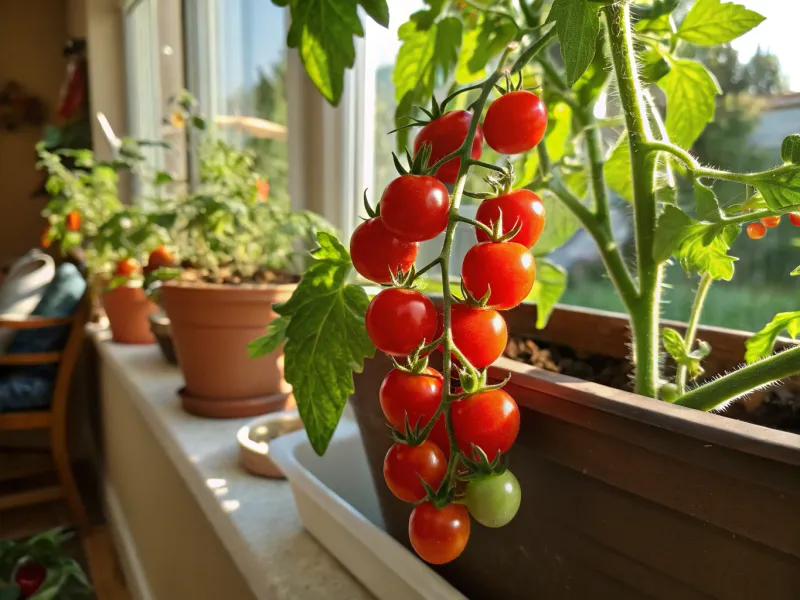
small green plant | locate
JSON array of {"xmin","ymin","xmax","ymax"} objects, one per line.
[{"xmin": 0, "ymin": 528, "xmax": 91, "ymax": 599}]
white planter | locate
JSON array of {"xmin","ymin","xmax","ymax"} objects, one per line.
[{"xmin": 270, "ymin": 419, "xmax": 465, "ymax": 600}]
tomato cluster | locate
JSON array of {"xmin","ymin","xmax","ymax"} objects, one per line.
[
  {"xmin": 746, "ymin": 213, "xmax": 800, "ymax": 240},
  {"xmin": 356, "ymin": 88, "xmax": 547, "ymax": 565}
]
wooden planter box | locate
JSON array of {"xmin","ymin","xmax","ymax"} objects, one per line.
[{"xmin": 351, "ymin": 304, "xmax": 800, "ymax": 600}]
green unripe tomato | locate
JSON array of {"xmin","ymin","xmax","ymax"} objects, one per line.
[
  {"xmin": 464, "ymin": 470, "xmax": 521, "ymax": 528},
  {"xmin": 660, "ymin": 383, "xmax": 679, "ymax": 403}
]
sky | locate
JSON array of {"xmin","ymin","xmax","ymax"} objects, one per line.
[{"xmin": 369, "ymin": 0, "xmax": 800, "ymax": 91}]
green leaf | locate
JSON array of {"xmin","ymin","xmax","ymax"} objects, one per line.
[
  {"xmin": 678, "ymin": 0, "xmax": 764, "ymax": 46},
  {"xmin": 527, "ymin": 258, "xmax": 567, "ymax": 329},
  {"xmin": 547, "ymin": 0, "xmax": 600, "ymax": 86},
  {"xmin": 191, "ymin": 115, "xmax": 206, "ymax": 131},
  {"xmin": 604, "ymin": 133, "xmax": 633, "ymax": 202},
  {"xmin": 662, "ymin": 327, "xmax": 687, "ymax": 362},
  {"xmin": 564, "ymin": 169, "xmax": 588, "ymax": 199},
  {"xmin": 532, "ymin": 189, "xmax": 581, "ymax": 255},
  {"xmin": 653, "ymin": 205, "xmax": 739, "ymax": 280},
  {"xmin": 545, "ymin": 102, "xmax": 572, "ymax": 163},
  {"xmin": 154, "ymin": 171, "xmax": 173, "ymax": 186},
  {"xmin": 358, "ymin": 0, "xmax": 389, "ymax": 28},
  {"xmin": 248, "ymin": 316, "xmax": 291, "ymax": 358},
  {"xmin": 745, "ymin": 312, "xmax": 800, "ymax": 364},
  {"xmin": 514, "ymin": 151, "xmax": 539, "ymax": 188},
  {"xmin": 572, "ymin": 31, "xmax": 609, "ymax": 106},
  {"xmin": 454, "ymin": 17, "xmax": 516, "ymax": 84},
  {"xmin": 276, "ymin": 232, "xmax": 375, "ymax": 455},
  {"xmin": 781, "ymin": 134, "xmax": 800, "ymax": 164},
  {"xmin": 749, "ymin": 166, "xmax": 800, "ymax": 211},
  {"xmin": 693, "ymin": 180, "xmax": 722, "ymax": 221},
  {"xmin": 286, "ymin": 0, "xmax": 364, "ymax": 105},
  {"xmin": 659, "ymin": 59, "xmax": 721, "ymax": 148},
  {"xmin": 0, "ymin": 584, "xmax": 20, "ymax": 600},
  {"xmin": 791, "ymin": 265, "xmax": 800, "ymax": 276}
]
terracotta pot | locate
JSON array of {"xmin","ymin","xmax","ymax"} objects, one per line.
[
  {"xmin": 351, "ymin": 304, "xmax": 800, "ymax": 600},
  {"xmin": 102, "ymin": 286, "xmax": 158, "ymax": 344},
  {"xmin": 160, "ymin": 281, "xmax": 296, "ymax": 418}
]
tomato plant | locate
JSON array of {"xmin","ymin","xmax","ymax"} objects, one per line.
[
  {"xmin": 383, "ymin": 441, "xmax": 447, "ymax": 502},
  {"xmin": 408, "ymin": 502, "xmax": 470, "ymax": 565}
]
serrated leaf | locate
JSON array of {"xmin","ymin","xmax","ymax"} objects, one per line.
[
  {"xmin": 781, "ymin": 134, "xmax": 800, "ymax": 164},
  {"xmin": 745, "ymin": 311, "xmax": 800, "ymax": 364},
  {"xmin": 547, "ymin": 0, "xmax": 600, "ymax": 86},
  {"xmin": 604, "ymin": 133, "xmax": 633, "ymax": 202},
  {"xmin": 286, "ymin": 0, "xmax": 364, "ymax": 105},
  {"xmin": 532, "ymin": 189, "xmax": 581, "ymax": 255},
  {"xmin": 276, "ymin": 232, "xmax": 375, "ymax": 455},
  {"xmin": 358, "ymin": 0, "xmax": 389, "ymax": 28},
  {"xmin": 693, "ymin": 180, "xmax": 722, "ymax": 221},
  {"xmin": 662, "ymin": 327, "xmax": 686, "ymax": 362},
  {"xmin": 749, "ymin": 166, "xmax": 800, "ymax": 211},
  {"xmin": 455, "ymin": 17, "xmax": 516, "ymax": 84},
  {"xmin": 527, "ymin": 258, "xmax": 567, "ymax": 329},
  {"xmin": 248, "ymin": 316, "xmax": 291, "ymax": 358},
  {"xmin": 678, "ymin": 0, "xmax": 764, "ymax": 46},
  {"xmin": 659, "ymin": 59, "xmax": 720, "ymax": 148}
]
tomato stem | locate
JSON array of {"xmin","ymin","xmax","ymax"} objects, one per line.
[
  {"xmin": 452, "ymin": 214, "xmax": 493, "ymax": 238},
  {"xmin": 675, "ymin": 274, "xmax": 713, "ymax": 395}
]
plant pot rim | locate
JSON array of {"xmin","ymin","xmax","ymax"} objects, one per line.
[
  {"xmin": 162, "ymin": 279, "xmax": 299, "ymax": 293},
  {"xmin": 489, "ymin": 356, "xmax": 800, "ymax": 466}
]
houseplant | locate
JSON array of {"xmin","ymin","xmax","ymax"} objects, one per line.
[
  {"xmin": 156, "ymin": 97, "xmax": 333, "ymax": 418},
  {"xmin": 254, "ymin": 0, "xmax": 800, "ymax": 596}
]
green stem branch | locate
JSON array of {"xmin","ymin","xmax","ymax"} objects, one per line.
[{"xmin": 675, "ymin": 274, "xmax": 712, "ymax": 394}]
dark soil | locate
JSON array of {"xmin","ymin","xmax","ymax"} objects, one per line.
[
  {"xmin": 504, "ymin": 336, "xmax": 800, "ymax": 435},
  {"xmin": 177, "ymin": 264, "xmax": 298, "ymax": 286}
]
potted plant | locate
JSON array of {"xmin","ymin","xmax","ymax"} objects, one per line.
[
  {"xmin": 254, "ymin": 0, "xmax": 800, "ymax": 597},
  {"xmin": 155, "ymin": 96, "xmax": 332, "ymax": 418},
  {"xmin": 37, "ymin": 142, "xmax": 174, "ymax": 344}
]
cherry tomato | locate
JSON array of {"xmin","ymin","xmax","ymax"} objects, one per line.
[
  {"xmin": 414, "ymin": 111, "xmax": 484, "ymax": 184},
  {"xmin": 465, "ymin": 470, "xmax": 521, "ymax": 528},
  {"xmin": 350, "ymin": 218, "xmax": 418, "ymax": 283},
  {"xmin": 65, "ymin": 210, "xmax": 81, "ymax": 231},
  {"xmin": 447, "ymin": 304, "xmax": 508, "ymax": 369},
  {"xmin": 475, "ymin": 189, "xmax": 545, "ymax": 248},
  {"xmin": 15, "ymin": 563, "xmax": 47, "ymax": 598},
  {"xmin": 409, "ymin": 502, "xmax": 470, "ymax": 564},
  {"xmin": 380, "ymin": 367, "xmax": 443, "ymax": 432},
  {"xmin": 790, "ymin": 213, "xmax": 800, "ymax": 227},
  {"xmin": 115, "ymin": 258, "xmax": 140, "ymax": 277},
  {"xmin": 40, "ymin": 224, "xmax": 52, "ymax": 249},
  {"xmin": 746, "ymin": 222, "xmax": 766, "ymax": 240},
  {"xmin": 760, "ymin": 215, "xmax": 781, "ymax": 228},
  {"xmin": 483, "ymin": 91, "xmax": 547, "ymax": 155},
  {"xmin": 451, "ymin": 389, "xmax": 520, "ymax": 460},
  {"xmin": 380, "ymin": 175, "xmax": 450, "ymax": 242},
  {"xmin": 256, "ymin": 178, "xmax": 270, "ymax": 201},
  {"xmin": 384, "ymin": 441, "xmax": 447, "ymax": 502},
  {"xmin": 462, "ymin": 242, "xmax": 536, "ymax": 310},
  {"xmin": 366, "ymin": 288, "xmax": 437, "ymax": 356},
  {"xmin": 146, "ymin": 246, "xmax": 175, "ymax": 273}
]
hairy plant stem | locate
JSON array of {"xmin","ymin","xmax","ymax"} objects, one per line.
[
  {"xmin": 675, "ymin": 345, "xmax": 800, "ymax": 411},
  {"xmin": 605, "ymin": 4, "xmax": 661, "ymax": 398},
  {"xmin": 675, "ymin": 274, "xmax": 712, "ymax": 395}
]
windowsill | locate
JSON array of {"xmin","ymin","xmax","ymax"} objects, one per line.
[{"xmin": 93, "ymin": 331, "xmax": 372, "ymax": 600}]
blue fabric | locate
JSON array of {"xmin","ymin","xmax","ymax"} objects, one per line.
[{"xmin": 0, "ymin": 263, "xmax": 85, "ymax": 413}]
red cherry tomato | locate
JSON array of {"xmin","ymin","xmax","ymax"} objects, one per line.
[
  {"xmin": 746, "ymin": 222, "xmax": 766, "ymax": 240},
  {"xmin": 414, "ymin": 111, "xmax": 484, "ymax": 184},
  {"xmin": 447, "ymin": 304, "xmax": 508, "ymax": 369},
  {"xmin": 146, "ymin": 246, "xmax": 175, "ymax": 273},
  {"xmin": 790, "ymin": 212, "xmax": 800, "ymax": 227},
  {"xmin": 366, "ymin": 288, "xmax": 437, "ymax": 356},
  {"xmin": 384, "ymin": 441, "xmax": 447, "ymax": 502},
  {"xmin": 483, "ymin": 91, "xmax": 547, "ymax": 155},
  {"xmin": 760, "ymin": 215, "xmax": 781, "ymax": 228},
  {"xmin": 15, "ymin": 563, "xmax": 47, "ymax": 598},
  {"xmin": 350, "ymin": 218, "xmax": 418, "ymax": 284},
  {"xmin": 451, "ymin": 389, "xmax": 520, "ymax": 461},
  {"xmin": 475, "ymin": 189, "xmax": 545, "ymax": 248},
  {"xmin": 462, "ymin": 242, "xmax": 536, "ymax": 310},
  {"xmin": 256, "ymin": 178, "xmax": 270, "ymax": 201},
  {"xmin": 65, "ymin": 210, "xmax": 81, "ymax": 231},
  {"xmin": 380, "ymin": 367, "xmax": 443, "ymax": 432},
  {"xmin": 40, "ymin": 224, "xmax": 52, "ymax": 249},
  {"xmin": 380, "ymin": 175, "xmax": 450, "ymax": 242},
  {"xmin": 409, "ymin": 502, "xmax": 470, "ymax": 564},
  {"xmin": 115, "ymin": 258, "xmax": 140, "ymax": 277}
]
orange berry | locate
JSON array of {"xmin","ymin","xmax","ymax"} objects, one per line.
[
  {"xmin": 256, "ymin": 179, "xmax": 270, "ymax": 201},
  {"xmin": 65, "ymin": 210, "xmax": 81, "ymax": 231},
  {"xmin": 115, "ymin": 258, "xmax": 140, "ymax": 277},
  {"xmin": 789, "ymin": 213, "xmax": 800, "ymax": 227},
  {"xmin": 40, "ymin": 225, "xmax": 52, "ymax": 249},
  {"xmin": 760, "ymin": 215, "xmax": 781, "ymax": 228},
  {"xmin": 746, "ymin": 222, "xmax": 767, "ymax": 240}
]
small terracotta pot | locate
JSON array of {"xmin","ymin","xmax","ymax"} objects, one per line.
[
  {"xmin": 102, "ymin": 286, "xmax": 158, "ymax": 344},
  {"xmin": 149, "ymin": 312, "xmax": 178, "ymax": 365},
  {"xmin": 160, "ymin": 281, "xmax": 296, "ymax": 418}
]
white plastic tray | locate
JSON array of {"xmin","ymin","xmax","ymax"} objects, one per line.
[{"xmin": 269, "ymin": 416, "xmax": 466, "ymax": 600}]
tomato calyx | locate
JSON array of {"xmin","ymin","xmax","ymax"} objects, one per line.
[
  {"xmin": 459, "ymin": 279, "xmax": 492, "ymax": 308},
  {"xmin": 416, "ymin": 471, "xmax": 457, "ymax": 509},
  {"xmin": 453, "ymin": 366, "xmax": 511, "ymax": 398},
  {"xmin": 362, "ymin": 189, "xmax": 380, "ymax": 218},
  {"xmin": 493, "ymin": 70, "xmax": 526, "ymax": 97},
  {"xmin": 458, "ymin": 443, "xmax": 508, "ymax": 482},
  {"xmin": 391, "ymin": 142, "xmax": 434, "ymax": 177}
]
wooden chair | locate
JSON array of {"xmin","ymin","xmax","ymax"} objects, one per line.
[{"xmin": 0, "ymin": 293, "xmax": 91, "ymax": 531}]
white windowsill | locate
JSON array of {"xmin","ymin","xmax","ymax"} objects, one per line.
[{"xmin": 93, "ymin": 331, "xmax": 372, "ymax": 600}]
